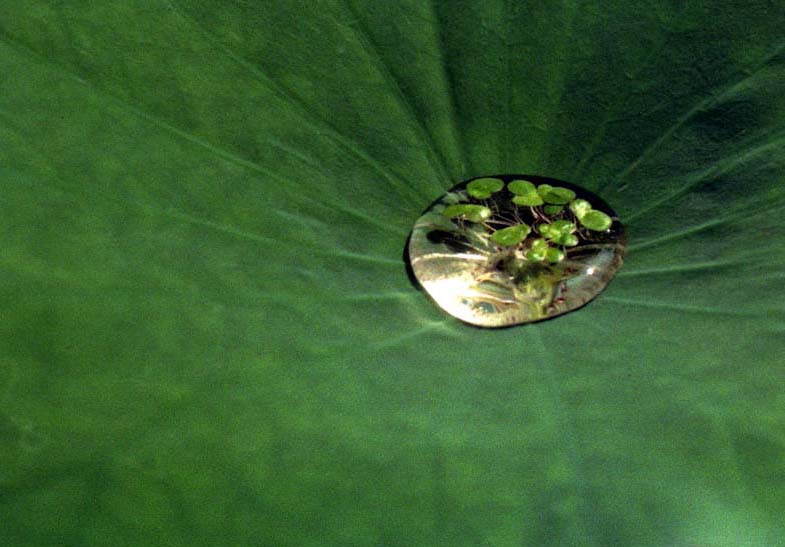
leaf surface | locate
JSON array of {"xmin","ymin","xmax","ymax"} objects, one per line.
[{"xmin": 1, "ymin": 1, "xmax": 785, "ymax": 545}]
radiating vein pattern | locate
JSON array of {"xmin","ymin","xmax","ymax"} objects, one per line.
[{"xmin": 1, "ymin": 1, "xmax": 785, "ymax": 546}]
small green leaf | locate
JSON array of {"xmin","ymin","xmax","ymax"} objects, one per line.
[
  {"xmin": 442, "ymin": 204, "xmax": 492, "ymax": 223},
  {"xmin": 490, "ymin": 224, "xmax": 531, "ymax": 246},
  {"xmin": 466, "ymin": 177, "xmax": 504, "ymax": 199},
  {"xmin": 543, "ymin": 204, "xmax": 564, "ymax": 215},
  {"xmin": 580, "ymin": 210, "xmax": 613, "ymax": 231},
  {"xmin": 512, "ymin": 193, "xmax": 544, "ymax": 206},
  {"xmin": 552, "ymin": 233, "xmax": 579, "ymax": 247},
  {"xmin": 539, "ymin": 185, "xmax": 576, "ymax": 205},
  {"xmin": 536, "ymin": 224, "xmax": 552, "ymax": 237},
  {"xmin": 569, "ymin": 199, "xmax": 592, "ymax": 218},
  {"xmin": 508, "ymin": 180, "xmax": 537, "ymax": 195},
  {"xmin": 545, "ymin": 247, "xmax": 565, "ymax": 263},
  {"xmin": 530, "ymin": 238, "xmax": 549, "ymax": 253},
  {"xmin": 549, "ymin": 220, "xmax": 577, "ymax": 235},
  {"xmin": 536, "ymin": 184, "xmax": 553, "ymax": 196},
  {"xmin": 541, "ymin": 221, "xmax": 578, "ymax": 245}
]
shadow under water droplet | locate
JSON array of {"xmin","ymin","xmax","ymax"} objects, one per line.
[{"xmin": 403, "ymin": 231, "xmax": 423, "ymax": 292}]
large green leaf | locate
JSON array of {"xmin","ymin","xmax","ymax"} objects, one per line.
[{"xmin": 2, "ymin": 1, "xmax": 784, "ymax": 545}]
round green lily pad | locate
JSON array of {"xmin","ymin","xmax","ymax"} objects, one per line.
[
  {"xmin": 508, "ymin": 179, "xmax": 537, "ymax": 195},
  {"xmin": 537, "ymin": 223, "xmax": 553, "ymax": 237},
  {"xmin": 490, "ymin": 224, "xmax": 531, "ymax": 246},
  {"xmin": 549, "ymin": 220, "xmax": 577, "ymax": 235},
  {"xmin": 512, "ymin": 193, "xmax": 544, "ymax": 206},
  {"xmin": 525, "ymin": 238, "xmax": 550, "ymax": 261},
  {"xmin": 551, "ymin": 233, "xmax": 579, "ymax": 247},
  {"xmin": 441, "ymin": 203, "xmax": 492, "ymax": 223},
  {"xmin": 580, "ymin": 209, "xmax": 613, "ymax": 231},
  {"xmin": 545, "ymin": 247, "xmax": 565, "ymax": 263},
  {"xmin": 569, "ymin": 198, "xmax": 592, "ymax": 218},
  {"xmin": 467, "ymin": 177, "xmax": 504, "ymax": 199},
  {"xmin": 536, "ymin": 183, "xmax": 553, "ymax": 195},
  {"xmin": 539, "ymin": 185, "xmax": 577, "ymax": 205},
  {"xmin": 530, "ymin": 238, "xmax": 549, "ymax": 253}
]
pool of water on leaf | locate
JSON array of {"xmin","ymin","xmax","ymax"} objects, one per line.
[{"xmin": 406, "ymin": 174, "xmax": 626, "ymax": 328}]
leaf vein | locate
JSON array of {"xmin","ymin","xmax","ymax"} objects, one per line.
[
  {"xmin": 164, "ymin": 0, "xmax": 426, "ymax": 205},
  {"xmin": 611, "ymin": 40, "xmax": 785, "ymax": 187},
  {"xmin": 340, "ymin": 1, "xmax": 454, "ymax": 187}
]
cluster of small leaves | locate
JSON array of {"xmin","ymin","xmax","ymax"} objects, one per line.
[
  {"xmin": 441, "ymin": 177, "xmax": 613, "ymax": 264},
  {"xmin": 569, "ymin": 199, "xmax": 612, "ymax": 231}
]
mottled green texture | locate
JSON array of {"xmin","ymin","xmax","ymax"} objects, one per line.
[
  {"xmin": 539, "ymin": 220, "xmax": 579, "ymax": 247},
  {"xmin": 508, "ymin": 179, "xmax": 538, "ymax": 195},
  {"xmin": 580, "ymin": 209, "xmax": 613, "ymax": 231},
  {"xmin": 509, "ymin": 179, "xmax": 545, "ymax": 206},
  {"xmin": 1, "ymin": 1, "xmax": 785, "ymax": 546},
  {"xmin": 512, "ymin": 192, "xmax": 544, "ymax": 206},
  {"xmin": 442, "ymin": 203, "xmax": 492, "ymax": 222},
  {"xmin": 538, "ymin": 184, "xmax": 576, "ymax": 205},
  {"xmin": 490, "ymin": 223, "xmax": 530, "ymax": 246},
  {"xmin": 466, "ymin": 177, "xmax": 504, "ymax": 198},
  {"xmin": 570, "ymin": 198, "xmax": 592, "ymax": 218}
]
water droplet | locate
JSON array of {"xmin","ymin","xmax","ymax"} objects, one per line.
[{"xmin": 407, "ymin": 175, "xmax": 626, "ymax": 327}]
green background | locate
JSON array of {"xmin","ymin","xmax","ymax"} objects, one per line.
[{"xmin": 2, "ymin": 1, "xmax": 784, "ymax": 545}]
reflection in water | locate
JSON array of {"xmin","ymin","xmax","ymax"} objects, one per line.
[{"xmin": 407, "ymin": 175, "xmax": 626, "ymax": 327}]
